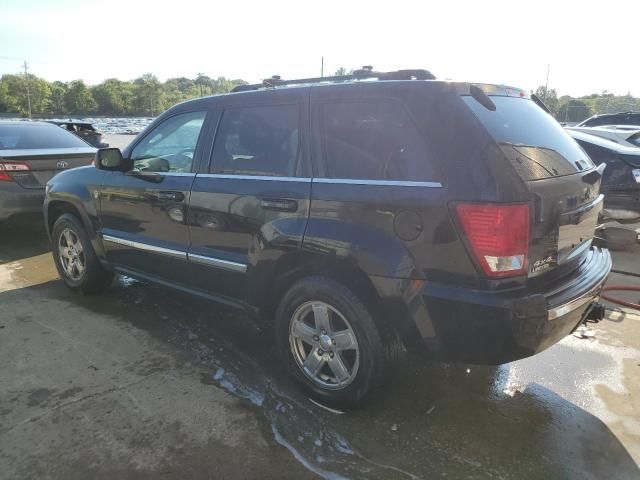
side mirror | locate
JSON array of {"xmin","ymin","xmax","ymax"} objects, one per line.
[{"xmin": 96, "ymin": 148, "xmax": 124, "ymax": 170}]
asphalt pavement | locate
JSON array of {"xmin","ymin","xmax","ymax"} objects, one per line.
[{"xmin": 1, "ymin": 218, "xmax": 639, "ymax": 479}]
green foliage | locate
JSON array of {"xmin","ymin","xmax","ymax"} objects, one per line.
[
  {"xmin": 534, "ymin": 86, "xmax": 559, "ymax": 115},
  {"xmin": 534, "ymin": 85, "xmax": 640, "ymax": 123},
  {"xmin": 0, "ymin": 71, "xmax": 250, "ymax": 117},
  {"xmin": 0, "ymin": 73, "xmax": 51, "ymax": 116},
  {"xmin": 557, "ymin": 99, "xmax": 591, "ymax": 122},
  {"xmin": 65, "ymin": 80, "xmax": 96, "ymax": 114}
]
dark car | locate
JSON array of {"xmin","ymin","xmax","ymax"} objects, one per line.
[
  {"xmin": 0, "ymin": 121, "xmax": 96, "ymax": 222},
  {"xmin": 578, "ymin": 111, "xmax": 640, "ymax": 128},
  {"xmin": 43, "ymin": 69, "xmax": 611, "ymax": 408},
  {"xmin": 567, "ymin": 128, "xmax": 640, "ymax": 222},
  {"xmin": 48, "ymin": 120, "xmax": 109, "ymax": 148}
]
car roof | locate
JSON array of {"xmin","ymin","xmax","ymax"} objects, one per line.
[
  {"xmin": 172, "ymin": 78, "xmax": 527, "ymax": 112},
  {"xmin": 0, "ymin": 120, "xmax": 59, "ymax": 127}
]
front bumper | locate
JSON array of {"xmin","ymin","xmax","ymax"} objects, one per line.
[
  {"xmin": 372, "ymin": 247, "xmax": 612, "ymax": 364},
  {"xmin": 0, "ymin": 183, "xmax": 45, "ymax": 221}
]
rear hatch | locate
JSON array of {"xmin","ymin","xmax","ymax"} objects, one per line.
[
  {"xmin": 462, "ymin": 90, "xmax": 602, "ymax": 281},
  {"xmin": 0, "ymin": 148, "xmax": 96, "ymax": 188}
]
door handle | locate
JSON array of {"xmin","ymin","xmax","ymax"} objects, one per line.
[
  {"xmin": 154, "ymin": 191, "xmax": 185, "ymax": 202},
  {"xmin": 261, "ymin": 198, "xmax": 298, "ymax": 212}
]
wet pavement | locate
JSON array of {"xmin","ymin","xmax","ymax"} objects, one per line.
[{"xmin": 1, "ymin": 219, "xmax": 639, "ymax": 480}]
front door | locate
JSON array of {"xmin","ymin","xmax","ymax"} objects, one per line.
[
  {"xmin": 99, "ymin": 110, "xmax": 208, "ymax": 284},
  {"xmin": 188, "ymin": 91, "xmax": 311, "ymax": 305}
]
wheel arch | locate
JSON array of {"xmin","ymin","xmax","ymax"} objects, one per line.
[
  {"xmin": 46, "ymin": 199, "xmax": 106, "ymax": 260},
  {"xmin": 255, "ymin": 251, "xmax": 408, "ymax": 350}
]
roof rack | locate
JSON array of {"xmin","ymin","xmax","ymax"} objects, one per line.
[{"xmin": 231, "ymin": 66, "xmax": 436, "ymax": 92}]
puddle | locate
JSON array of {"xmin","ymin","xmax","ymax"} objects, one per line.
[{"xmin": 169, "ymin": 319, "xmax": 422, "ymax": 480}]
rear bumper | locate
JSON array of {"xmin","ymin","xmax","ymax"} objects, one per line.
[
  {"xmin": 0, "ymin": 183, "xmax": 44, "ymax": 220},
  {"xmin": 371, "ymin": 247, "xmax": 612, "ymax": 364}
]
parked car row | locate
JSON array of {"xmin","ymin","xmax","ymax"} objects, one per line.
[{"xmin": 38, "ymin": 69, "xmax": 613, "ymax": 408}]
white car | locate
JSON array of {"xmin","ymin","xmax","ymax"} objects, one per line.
[{"xmin": 566, "ymin": 125, "xmax": 640, "ymax": 148}]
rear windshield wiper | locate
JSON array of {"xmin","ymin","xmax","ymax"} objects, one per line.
[{"xmin": 469, "ymin": 85, "xmax": 496, "ymax": 111}]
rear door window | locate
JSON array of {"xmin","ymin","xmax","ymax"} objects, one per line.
[
  {"xmin": 320, "ymin": 99, "xmax": 439, "ymax": 182},
  {"xmin": 463, "ymin": 96, "xmax": 594, "ymax": 180},
  {"xmin": 210, "ymin": 104, "xmax": 300, "ymax": 177}
]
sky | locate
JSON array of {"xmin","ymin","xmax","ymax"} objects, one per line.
[{"xmin": 0, "ymin": 0, "xmax": 638, "ymax": 97}]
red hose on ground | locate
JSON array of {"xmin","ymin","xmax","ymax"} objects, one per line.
[{"xmin": 601, "ymin": 285, "xmax": 640, "ymax": 310}]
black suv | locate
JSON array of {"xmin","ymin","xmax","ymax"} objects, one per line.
[{"xmin": 44, "ymin": 69, "xmax": 611, "ymax": 408}]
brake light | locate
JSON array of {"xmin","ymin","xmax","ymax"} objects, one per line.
[
  {"xmin": 455, "ymin": 203, "xmax": 530, "ymax": 278},
  {"xmin": 0, "ymin": 161, "xmax": 30, "ymax": 182}
]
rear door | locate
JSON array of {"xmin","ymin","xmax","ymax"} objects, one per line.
[
  {"xmin": 99, "ymin": 110, "xmax": 208, "ymax": 284},
  {"xmin": 188, "ymin": 89, "xmax": 311, "ymax": 304},
  {"xmin": 463, "ymin": 94, "xmax": 603, "ymax": 279}
]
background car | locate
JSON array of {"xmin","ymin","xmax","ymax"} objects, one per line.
[
  {"xmin": 577, "ymin": 111, "xmax": 640, "ymax": 128},
  {"xmin": 48, "ymin": 120, "xmax": 109, "ymax": 148},
  {"xmin": 567, "ymin": 128, "xmax": 640, "ymax": 222},
  {"xmin": 566, "ymin": 125, "xmax": 640, "ymax": 148},
  {"xmin": 0, "ymin": 121, "xmax": 96, "ymax": 222}
]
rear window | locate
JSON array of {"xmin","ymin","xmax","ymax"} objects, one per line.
[
  {"xmin": 0, "ymin": 123, "xmax": 90, "ymax": 150},
  {"xmin": 463, "ymin": 96, "xmax": 594, "ymax": 180}
]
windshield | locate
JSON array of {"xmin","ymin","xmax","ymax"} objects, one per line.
[
  {"xmin": 463, "ymin": 96, "xmax": 594, "ymax": 180},
  {"xmin": 0, "ymin": 123, "xmax": 90, "ymax": 150}
]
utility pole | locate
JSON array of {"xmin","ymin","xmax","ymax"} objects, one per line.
[
  {"xmin": 23, "ymin": 60, "xmax": 32, "ymax": 118},
  {"xmin": 321, "ymin": 56, "xmax": 324, "ymax": 78},
  {"xmin": 543, "ymin": 64, "xmax": 550, "ymax": 102}
]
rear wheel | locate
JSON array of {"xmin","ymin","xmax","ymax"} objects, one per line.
[
  {"xmin": 51, "ymin": 213, "xmax": 113, "ymax": 294},
  {"xmin": 275, "ymin": 276, "xmax": 385, "ymax": 409}
]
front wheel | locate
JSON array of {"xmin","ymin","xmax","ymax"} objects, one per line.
[
  {"xmin": 275, "ymin": 276, "xmax": 385, "ymax": 409},
  {"xmin": 51, "ymin": 213, "xmax": 114, "ymax": 294}
]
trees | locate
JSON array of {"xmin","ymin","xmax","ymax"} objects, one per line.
[
  {"xmin": 64, "ymin": 80, "xmax": 96, "ymax": 114},
  {"xmin": 92, "ymin": 79, "xmax": 133, "ymax": 115},
  {"xmin": 0, "ymin": 73, "xmax": 51, "ymax": 116},
  {"xmin": 534, "ymin": 85, "xmax": 559, "ymax": 116},
  {"xmin": 557, "ymin": 99, "xmax": 591, "ymax": 123},
  {"xmin": 1, "ymin": 73, "xmax": 630, "ymax": 119}
]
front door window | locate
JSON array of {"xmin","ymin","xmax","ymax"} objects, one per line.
[{"xmin": 130, "ymin": 111, "xmax": 206, "ymax": 173}]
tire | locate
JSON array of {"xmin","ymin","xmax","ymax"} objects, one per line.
[
  {"xmin": 275, "ymin": 276, "xmax": 385, "ymax": 410},
  {"xmin": 51, "ymin": 213, "xmax": 114, "ymax": 294}
]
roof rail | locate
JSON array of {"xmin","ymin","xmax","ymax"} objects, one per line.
[{"xmin": 231, "ymin": 66, "xmax": 436, "ymax": 92}]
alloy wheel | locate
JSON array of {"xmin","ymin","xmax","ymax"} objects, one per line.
[{"xmin": 289, "ymin": 301, "xmax": 360, "ymax": 390}]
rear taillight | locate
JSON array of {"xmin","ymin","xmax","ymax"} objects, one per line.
[
  {"xmin": 0, "ymin": 161, "xmax": 30, "ymax": 182},
  {"xmin": 455, "ymin": 203, "xmax": 530, "ymax": 278}
]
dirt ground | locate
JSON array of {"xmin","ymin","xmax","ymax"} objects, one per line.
[{"xmin": 1, "ymin": 217, "xmax": 639, "ymax": 480}]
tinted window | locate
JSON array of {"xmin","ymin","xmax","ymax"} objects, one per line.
[
  {"xmin": 0, "ymin": 123, "xmax": 90, "ymax": 150},
  {"xmin": 131, "ymin": 111, "xmax": 206, "ymax": 173},
  {"xmin": 321, "ymin": 99, "xmax": 437, "ymax": 181},
  {"xmin": 211, "ymin": 104, "xmax": 299, "ymax": 176},
  {"xmin": 463, "ymin": 96, "xmax": 594, "ymax": 180}
]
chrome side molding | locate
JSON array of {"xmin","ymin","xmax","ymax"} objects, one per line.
[
  {"xmin": 101, "ymin": 234, "xmax": 247, "ymax": 273},
  {"xmin": 193, "ymin": 173, "xmax": 442, "ymax": 188},
  {"xmin": 188, "ymin": 253, "xmax": 247, "ymax": 273},
  {"xmin": 102, "ymin": 234, "xmax": 186, "ymax": 260}
]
